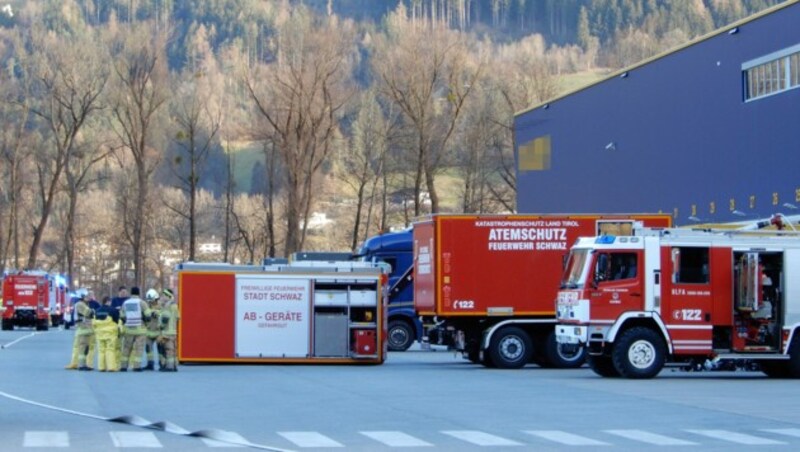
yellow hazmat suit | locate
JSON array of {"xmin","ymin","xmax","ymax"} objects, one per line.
[{"xmin": 93, "ymin": 313, "xmax": 119, "ymax": 371}]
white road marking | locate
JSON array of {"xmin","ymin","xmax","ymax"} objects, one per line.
[
  {"xmin": 360, "ymin": 431, "xmax": 433, "ymax": 447},
  {"xmin": 761, "ymin": 428, "xmax": 800, "ymax": 438},
  {"xmin": 23, "ymin": 431, "xmax": 69, "ymax": 447},
  {"xmin": 605, "ymin": 429, "xmax": 698, "ymax": 446},
  {"xmin": 110, "ymin": 431, "xmax": 163, "ymax": 448},
  {"xmin": 687, "ymin": 429, "xmax": 786, "ymax": 445},
  {"xmin": 1, "ymin": 332, "xmax": 38, "ymax": 349},
  {"xmin": 200, "ymin": 430, "xmax": 247, "ymax": 447},
  {"xmin": 441, "ymin": 430, "xmax": 523, "ymax": 446},
  {"xmin": 278, "ymin": 431, "xmax": 343, "ymax": 448},
  {"xmin": 525, "ymin": 430, "xmax": 610, "ymax": 446}
]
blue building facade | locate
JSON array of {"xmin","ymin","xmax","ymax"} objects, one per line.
[{"xmin": 514, "ymin": 1, "xmax": 800, "ymax": 225}]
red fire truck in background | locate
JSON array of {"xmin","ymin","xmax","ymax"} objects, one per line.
[
  {"xmin": 556, "ymin": 215, "xmax": 800, "ymax": 378},
  {"xmin": 413, "ymin": 214, "xmax": 672, "ymax": 369},
  {"xmin": 2, "ymin": 271, "xmax": 64, "ymax": 331}
]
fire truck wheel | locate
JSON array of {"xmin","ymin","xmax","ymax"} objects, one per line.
[
  {"xmin": 612, "ymin": 327, "xmax": 665, "ymax": 379},
  {"xmin": 489, "ymin": 326, "xmax": 532, "ymax": 369},
  {"xmin": 387, "ymin": 319, "xmax": 415, "ymax": 352},
  {"xmin": 760, "ymin": 361, "xmax": 790, "ymax": 378},
  {"xmin": 544, "ymin": 331, "xmax": 587, "ymax": 369},
  {"xmin": 588, "ymin": 355, "xmax": 621, "ymax": 377},
  {"xmin": 787, "ymin": 335, "xmax": 800, "ymax": 378},
  {"xmin": 1, "ymin": 319, "xmax": 12, "ymax": 331}
]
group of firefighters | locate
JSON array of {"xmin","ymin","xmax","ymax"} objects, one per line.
[{"xmin": 64, "ymin": 286, "xmax": 179, "ymax": 372}]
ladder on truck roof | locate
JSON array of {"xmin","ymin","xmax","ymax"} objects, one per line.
[{"xmin": 634, "ymin": 213, "xmax": 800, "ymax": 239}]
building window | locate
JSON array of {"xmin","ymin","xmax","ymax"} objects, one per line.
[
  {"xmin": 518, "ymin": 135, "xmax": 551, "ymax": 171},
  {"xmin": 743, "ymin": 44, "xmax": 800, "ymax": 101}
]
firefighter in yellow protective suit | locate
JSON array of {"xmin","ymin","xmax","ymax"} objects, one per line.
[
  {"xmin": 65, "ymin": 295, "xmax": 95, "ymax": 370},
  {"xmin": 92, "ymin": 298, "xmax": 119, "ymax": 372},
  {"xmin": 159, "ymin": 288, "xmax": 179, "ymax": 372},
  {"xmin": 143, "ymin": 289, "xmax": 162, "ymax": 370},
  {"xmin": 119, "ymin": 287, "xmax": 151, "ymax": 372}
]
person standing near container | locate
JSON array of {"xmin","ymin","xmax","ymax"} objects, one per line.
[
  {"xmin": 159, "ymin": 288, "xmax": 179, "ymax": 372},
  {"xmin": 119, "ymin": 287, "xmax": 151, "ymax": 372},
  {"xmin": 143, "ymin": 289, "xmax": 162, "ymax": 370}
]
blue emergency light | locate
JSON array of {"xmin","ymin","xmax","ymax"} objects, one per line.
[{"xmin": 595, "ymin": 235, "xmax": 616, "ymax": 244}]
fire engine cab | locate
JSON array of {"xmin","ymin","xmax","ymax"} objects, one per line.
[
  {"xmin": 556, "ymin": 220, "xmax": 800, "ymax": 378},
  {"xmin": 2, "ymin": 271, "xmax": 53, "ymax": 331}
]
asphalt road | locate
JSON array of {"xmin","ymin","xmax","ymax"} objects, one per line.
[{"xmin": 2, "ymin": 328, "xmax": 800, "ymax": 451}]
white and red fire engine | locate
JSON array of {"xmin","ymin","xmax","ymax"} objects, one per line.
[
  {"xmin": 556, "ymin": 215, "xmax": 800, "ymax": 378},
  {"xmin": 1, "ymin": 271, "xmax": 67, "ymax": 330}
]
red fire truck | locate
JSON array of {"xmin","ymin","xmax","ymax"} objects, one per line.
[
  {"xmin": 556, "ymin": 216, "xmax": 800, "ymax": 378},
  {"xmin": 2, "ymin": 271, "xmax": 53, "ymax": 331},
  {"xmin": 413, "ymin": 214, "xmax": 672, "ymax": 369},
  {"xmin": 177, "ymin": 260, "xmax": 388, "ymax": 364}
]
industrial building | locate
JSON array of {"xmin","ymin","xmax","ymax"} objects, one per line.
[{"xmin": 514, "ymin": 0, "xmax": 800, "ymax": 225}]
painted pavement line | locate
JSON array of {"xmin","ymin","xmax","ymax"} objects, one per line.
[
  {"xmin": 23, "ymin": 431, "xmax": 69, "ymax": 447},
  {"xmin": 0, "ymin": 391, "xmax": 294, "ymax": 451},
  {"xmin": 686, "ymin": 429, "xmax": 786, "ymax": 445},
  {"xmin": 441, "ymin": 430, "xmax": 523, "ymax": 446},
  {"xmin": 605, "ymin": 429, "xmax": 698, "ymax": 446},
  {"xmin": 525, "ymin": 430, "xmax": 611, "ymax": 446},
  {"xmin": 360, "ymin": 431, "xmax": 433, "ymax": 447},
  {"xmin": 110, "ymin": 431, "xmax": 163, "ymax": 448},
  {"xmin": 1, "ymin": 332, "xmax": 39, "ymax": 349},
  {"xmin": 278, "ymin": 432, "xmax": 344, "ymax": 448},
  {"xmin": 201, "ymin": 430, "xmax": 248, "ymax": 447},
  {"xmin": 761, "ymin": 428, "xmax": 800, "ymax": 438}
]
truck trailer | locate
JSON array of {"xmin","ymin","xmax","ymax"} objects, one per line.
[
  {"xmin": 412, "ymin": 214, "xmax": 672, "ymax": 369},
  {"xmin": 556, "ymin": 216, "xmax": 800, "ymax": 378},
  {"xmin": 176, "ymin": 260, "xmax": 388, "ymax": 364}
]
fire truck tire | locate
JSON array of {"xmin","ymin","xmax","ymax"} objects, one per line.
[
  {"xmin": 760, "ymin": 361, "xmax": 790, "ymax": 378},
  {"xmin": 544, "ymin": 331, "xmax": 587, "ymax": 369},
  {"xmin": 489, "ymin": 326, "xmax": 532, "ymax": 369},
  {"xmin": 1, "ymin": 319, "xmax": 12, "ymax": 331},
  {"xmin": 387, "ymin": 319, "xmax": 415, "ymax": 352},
  {"xmin": 611, "ymin": 327, "xmax": 665, "ymax": 379},
  {"xmin": 36, "ymin": 320, "xmax": 49, "ymax": 331},
  {"xmin": 787, "ymin": 335, "xmax": 800, "ymax": 378},
  {"xmin": 588, "ymin": 355, "xmax": 621, "ymax": 377}
]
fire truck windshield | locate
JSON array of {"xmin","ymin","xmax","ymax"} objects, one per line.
[{"xmin": 561, "ymin": 249, "xmax": 590, "ymax": 289}]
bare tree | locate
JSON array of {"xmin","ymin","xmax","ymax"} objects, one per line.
[
  {"xmin": 481, "ymin": 38, "xmax": 560, "ymax": 212},
  {"xmin": 0, "ymin": 61, "xmax": 34, "ymax": 272},
  {"xmin": 340, "ymin": 91, "xmax": 393, "ymax": 251},
  {"xmin": 243, "ymin": 8, "xmax": 356, "ymax": 255},
  {"xmin": 373, "ymin": 7, "xmax": 483, "ymax": 216},
  {"xmin": 64, "ymin": 134, "xmax": 113, "ymax": 290},
  {"xmin": 107, "ymin": 23, "xmax": 169, "ymax": 286},
  {"xmin": 167, "ymin": 70, "xmax": 222, "ymax": 261},
  {"xmin": 20, "ymin": 28, "xmax": 108, "ymax": 271}
]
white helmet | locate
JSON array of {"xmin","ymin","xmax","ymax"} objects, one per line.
[{"xmin": 145, "ymin": 288, "xmax": 159, "ymax": 301}]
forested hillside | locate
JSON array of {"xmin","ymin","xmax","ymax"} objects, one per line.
[{"xmin": 0, "ymin": 0, "xmax": 783, "ymax": 291}]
